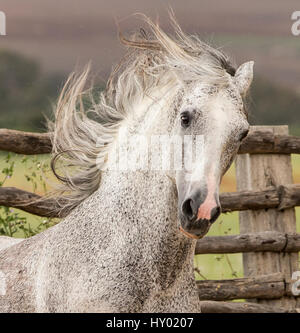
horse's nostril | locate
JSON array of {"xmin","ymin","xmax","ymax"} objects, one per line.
[
  {"xmin": 210, "ymin": 206, "xmax": 221, "ymax": 223},
  {"xmin": 182, "ymin": 198, "xmax": 196, "ymax": 221}
]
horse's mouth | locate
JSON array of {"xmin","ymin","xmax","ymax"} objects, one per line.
[{"xmin": 179, "ymin": 219, "xmax": 211, "ymax": 240}]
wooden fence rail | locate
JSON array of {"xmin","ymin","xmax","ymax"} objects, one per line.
[
  {"xmin": 0, "ymin": 187, "xmax": 59, "ymax": 217},
  {"xmin": 197, "ymin": 273, "xmax": 287, "ymax": 301},
  {"xmin": 200, "ymin": 301, "xmax": 298, "ymax": 313},
  {"xmin": 0, "ymin": 129, "xmax": 52, "ymax": 155},
  {"xmin": 1, "ymin": 184, "xmax": 299, "ymax": 218},
  {"xmin": 195, "ymin": 231, "xmax": 300, "ymax": 254},
  {"xmin": 1, "ymin": 127, "xmax": 300, "ymax": 155}
]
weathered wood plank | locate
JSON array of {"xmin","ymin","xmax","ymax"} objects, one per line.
[
  {"xmin": 239, "ymin": 128, "xmax": 300, "ymax": 154},
  {"xmin": 278, "ymin": 184, "xmax": 300, "ymax": 210},
  {"xmin": 0, "ymin": 187, "xmax": 60, "ymax": 217},
  {"xmin": 220, "ymin": 187, "xmax": 279, "ymax": 212},
  {"xmin": 200, "ymin": 301, "xmax": 298, "ymax": 313},
  {"xmin": 0, "ymin": 129, "xmax": 52, "ymax": 155},
  {"xmin": 197, "ymin": 273, "xmax": 285, "ymax": 301},
  {"xmin": 195, "ymin": 231, "xmax": 300, "ymax": 254},
  {"xmin": 235, "ymin": 125, "xmax": 299, "ymax": 309}
]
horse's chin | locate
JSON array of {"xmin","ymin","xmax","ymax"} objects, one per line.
[{"xmin": 179, "ymin": 220, "xmax": 211, "ymax": 240}]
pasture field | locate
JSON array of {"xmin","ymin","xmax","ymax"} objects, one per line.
[{"xmin": 0, "ymin": 153, "xmax": 299, "ymax": 281}]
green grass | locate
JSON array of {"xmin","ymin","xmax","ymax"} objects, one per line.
[
  {"xmin": 1, "ymin": 152, "xmax": 300, "ymax": 281},
  {"xmin": 0, "ymin": 153, "xmax": 57, "ymax": 238},
  {"xmin": 194, "ymin": 211, "xmax": 243, "ymax": 280}
]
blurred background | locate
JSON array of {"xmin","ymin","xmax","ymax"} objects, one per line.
[
  {"xmin": 0, "ymin": 0, "xmax": 299, "ymax": 280},
  {"xmin": 0, "ymin": 0, "xmax": 299, "ymax": 134}
]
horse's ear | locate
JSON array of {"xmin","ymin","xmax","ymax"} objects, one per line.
[{"xmin": 234, "ymin": 61, "xmax": 254, "ymax": 95}]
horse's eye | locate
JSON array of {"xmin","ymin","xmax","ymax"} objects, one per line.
[{"xmin": 180, "ymin": 113, "xmax": 190, "ymax": 128}]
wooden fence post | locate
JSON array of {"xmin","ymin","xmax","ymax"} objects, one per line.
[{"xmin": 235, "ymin": 125, "xmax": 299, "ymax": 309}]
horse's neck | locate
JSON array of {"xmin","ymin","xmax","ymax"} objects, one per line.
[
  {"xmin": 87, "ymin": 84, "xmax": 194, "ymax": 273},
  {"xmin": 100, "ymin": 169, "xmax": 178, "ymax": 230},
  {"xmin": 98, "ymin": 169, "xmax": 195, "ymax": 270}
]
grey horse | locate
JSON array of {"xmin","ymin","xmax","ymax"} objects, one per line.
[{"xmin": 0, "ymin": 16, "xmax": 253, "ymax": 312}]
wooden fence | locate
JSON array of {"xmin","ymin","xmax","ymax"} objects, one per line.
[{"xmin": 0, "ymin": 125, "xmax": 300, "ymax": 313}]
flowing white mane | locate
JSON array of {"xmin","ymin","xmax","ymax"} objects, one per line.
[{"xmin": 48, "ymin": 14, "xmax": 235, "ymax": 216}]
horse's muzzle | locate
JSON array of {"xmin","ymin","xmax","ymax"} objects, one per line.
[{"xmin": 179, "ymin": 191, "xmax": 221, "ymax": 239}]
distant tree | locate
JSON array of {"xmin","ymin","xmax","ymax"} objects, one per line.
[
  {"xmin": 249, "ymin": 76, "xmax": 300, "ymax": 135},
  {"xmin": 0, "ymin": 50, "xmax": 299, "ymax": 135},
  {"xmin": 0, "ymin": 50, "xmax": 65, "ymax": 132}
]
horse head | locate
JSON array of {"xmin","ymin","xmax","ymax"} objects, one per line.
[{"xmin": 175, "ymin": 62, "xmax": 253, "ymax": 239}]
